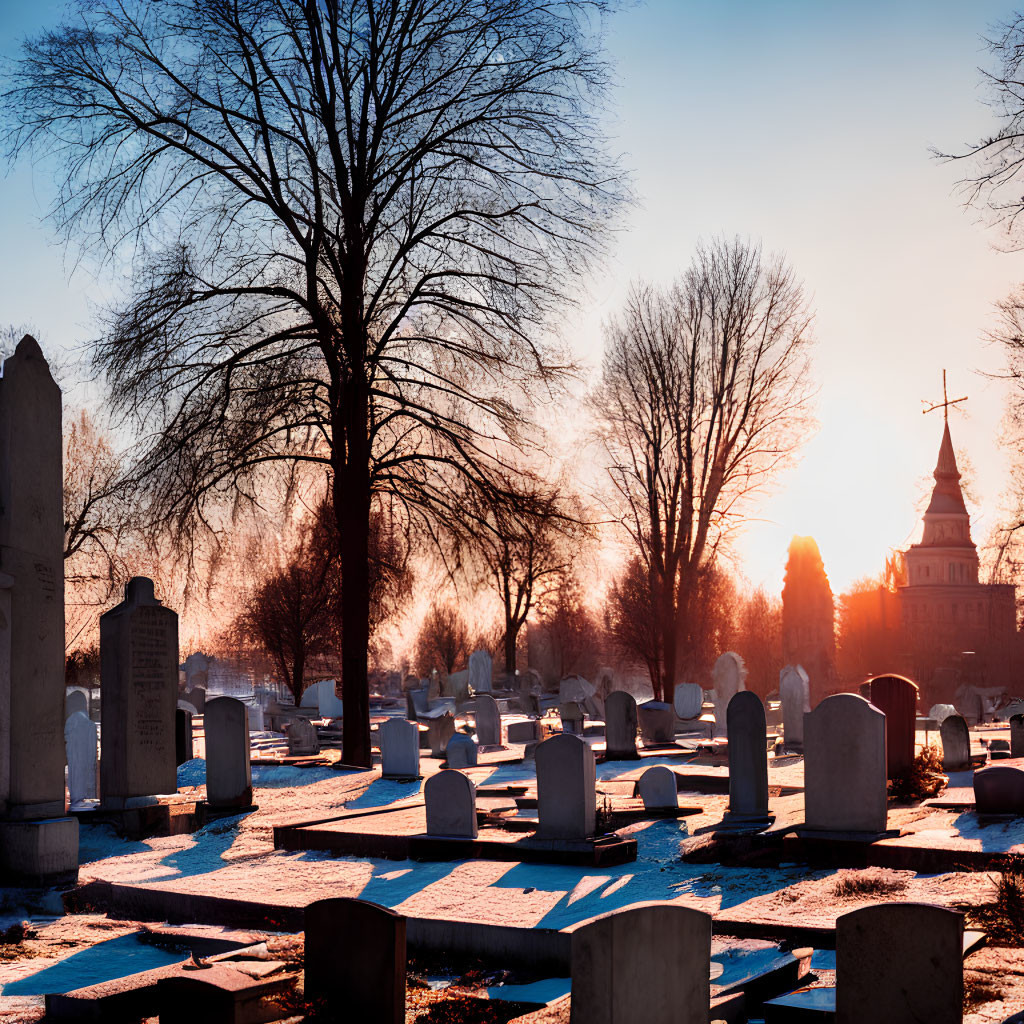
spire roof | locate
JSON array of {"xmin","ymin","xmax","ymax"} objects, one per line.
[{"xmin": 926, "ymin": 420, "xmax": 967, "ymax": 515}]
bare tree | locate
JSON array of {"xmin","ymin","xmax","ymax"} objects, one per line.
[
  {"xmin": 592, "ymin": 237, "xmax": 815, "ymax": 703},
  {"xmin": 6, "ymin": 1, "xmax": 623, "ymax": 765},
  {"xmin": 415, "ymin": 601, "xmax": 470, "ymax": 676},
  {"xmin": 535, "ymin": 567, "xmax": 599, "ymax": 679}
]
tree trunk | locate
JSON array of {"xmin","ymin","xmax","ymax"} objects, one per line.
[
  {"xmin": 661, "ymin": 575, "xmax": 677, "ymax": 705},
  {"xmin": 291, "ymin": 648, "xmax": 306, "ymax": 709},
  {"xmin": 504, "ymin": 613, "xmax": 517, "ymax": 676}
]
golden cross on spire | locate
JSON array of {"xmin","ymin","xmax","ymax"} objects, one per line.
[{"xmin": 922, "ymin": 369, "xmax": 968, "ymax": 423}]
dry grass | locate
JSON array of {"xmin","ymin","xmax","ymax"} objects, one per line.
[
  {"xmin": 969, "ymin": 860, "xmax": 1024, "ymax": 946},
  {"xmin": 831, "ymin": 868, "xmax": 909, "ymax": 900},
  {"xmin": 888, "ymin": 744, "xmax": 947, "ymax": 802}
]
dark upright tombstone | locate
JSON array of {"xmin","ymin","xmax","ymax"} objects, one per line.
[
  {"xmin": 725, "ymin": 691, "xmax": 770, "ymax": 823},
  {"xmin": 205, "ymin": 696, "xmax": 252, "ymax": 809},
  {"xmin": 836, "ymin": 903, "xmax": 963, "ymax": 1024},
  {"xmin": 604, "ymin": 690, "xmax": 639, "ymax": 760},
  {"xmin": 305, "ymin": 898, "xmax": 405, "ymax": 1024},
  {"xmin": 974, "ymin": 764, "xmax": 1024, "ymax": 815},
  {"xmin": 940, "ymin": 713, "xmax": 970, "ymax": 771},
  {"xmin": 868, "ymin": 673, "xmax": 919, "ymax": 778},
  {"xmin": 1012, "ymin": 714, "xmax": 1024, "ymax": 759},
  {"xmin": 175, "ymin": 708, "xmax": 193, "ymax": 766}
]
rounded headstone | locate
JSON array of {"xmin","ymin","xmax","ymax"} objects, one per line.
[
  {"xmin": 424, "ymin": 768, "xmax": 477, "ymax": 838},
  {"xmin": 64, "ymin": 710, "xmax": 98, "ymax": 804},
  {"xmin": 711, "ymin": 652, "xmax": 747, "ymax": 738},
  {"xmin": 868, "ymin": 673, "xmax": 919, "ymax": 778},
  {"xmin": 637, "ymin": 765, "xmax": 678, "ymax": 809},
  {"xmin": 939, "ymin": 714, "xmax": 970, "ymax": 771},
  {"xmin": 446, "ymin": 733, "xmax": 478, "ymax": 769},
  {"xmin": 604, "ymin": 690, "xmax": 639, "ymax": 759},
  {"xmin": 726, "ymin": 691, "xmax": 769, "ymax": 821},
  {"xmin": 779, "ymin": 664, "xmax": 810, "ymax": 751},
  {"xmin": 673, "ymin": 683, "xmax": 703, "ymax": 721}
]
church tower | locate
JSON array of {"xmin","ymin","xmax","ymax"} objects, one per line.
[{"xmin": 903, "ymin": 419, "xmax": 980, "ymax": 587}]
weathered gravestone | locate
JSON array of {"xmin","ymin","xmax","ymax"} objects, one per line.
[
  {"xmin": 836, "ymin": 903, "xmax": 963, "ymax": 1024},
  {"xmin": 185, "ymin": 686, "xmax": 206, "ymax": 713},
  {"xmin": 65, "ymin": 687, "xmax": 88, "ymax": 720},
  {"xmin": 569, "ymin": 903, "xmax": 711, "ymax": 1024},
  {"xmin": 803, "ymin": 693, "xmax": 887, "ymax": 835},
  {"xmin": 204, "ymin": 696, "xmax": 252, "ymax": 810},
  {"xmin": 317, "ymin": 679, "xmax": 343, "ymax": 718},
  {"xmin": 446, "ymin": 733, "xmax": 478, "ymax": 769},
  {"xmin": 379, "ymin": 718, "xmax": 420, "ymax": 779},
  {"xmin": 305, "ymin": 898, "xmax": 405, "ymax": 1024},
  {"xmin": 0, "ymin": 338, "xmax": 78, "ymax": 881},
  {"xmin": 64, "ymin": 711, "xmax": 97, "ymax": 805},
  {"xmin": 869, "ymin": 673, "xmax": 919, "ymax": 778},
  {"xmin": 469, "ymin": 649, "xmax": 492, "ymax": 694},
  {"xmin": 726, "ymin": 691, "xmax": 770, "ymax": 824},
  {"xmin": 940, "ymin": 714, "xmax": 971, "ymax": 771},
  {"xmin": 929, "ymin": 702, "xmax": 956, "ymax": 724},
  {"xmin": 673, "ymin": 683, "xmax": 703, "ymax": 722},
  {"xmin": 474, "ymin": 693, "xmax": 502, "ymax": 746},
  {"xmin": 422, "ymin": 708, "xmax": 455, "ymax": 757},
  {"xmin": 175, "ymin": 708, "xmax": 193, "ymax": 767},
  {"xmin": 559, "ymin": 701, "xmax": 585, "ymax": 736},
  {"xmin": 711, "ymin": 651, "xmax": 747, "ymax": 737},
  {"xmin": 535, "ymin": 733, "xmax": 596, "ymax": 840},
  {"xmin": 974, "ymin": 764, "xmax": 1024, "ymax": 815},
  {"xmin": 287, "ymin": 716, "xmax": 320, "ymax": 756},
  {"xmin": 424, "ymin": 769, "xmax": 477, "ymax": 838},
  {"xmin": 1012, "ymin": 714, "xmax": 1024, "ymax": 759},
  {"xmin": 604, "ymin": 691, "xmax": 639, "ymax": 760},
  {"xmin": 636, "ymin": 700, "xmax": 675, "ymax": 745},
  {"xmin": 779, "ymin": 664, "xmax": 810, "ymax": 752},
  {"xmin": 100, "ymin": 577, "xmax": 178, "ymax": 806},
  {"xmin": 637, "ymin": 765, "xmax": 677, "ymax": 810}
]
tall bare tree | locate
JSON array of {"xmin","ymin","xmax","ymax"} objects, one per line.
[
  {"xmin": 593, "ymin": 237, "xmax": 815, "ymax": 703},
  {"xmin": 415, "ymin": 601, "xmax": 470, "ymax": 676},
  {"xmin": 6, "ymin": 0, "xmax": 623, "ymax": 764}
]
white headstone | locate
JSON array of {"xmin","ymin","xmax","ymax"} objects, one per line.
[
  {"xmin": 64, "ymin": 711, "xmax": 97, "ymax": 804},
  {"xmin": 204, "ymin": 696, "xmax": 252, "ymax": 809},
  {"xmin": 446, "ymin": 733, "xmax": 478, "ymax": 768},
  {"xmin": 424, "ymin": 769, "xmax": 477, "ymax": 838},
  {"xmin": 474, "ymin": 693, "xmax": 502, "ymax": 746},
  {"xmin": 804, "ymin": 693, "xmax": 887, "ymax": 835},
  {"xmin": 726, "ymin": 691, "xmax": 770, "ymax": 821},
  {"xmin": 928, "ymin": 703, "xmax": 956, "ymax": 725},
  {"xmin": 288, "ymin": 716, "xmax": 320, "ymax": 755},
  {"xmin": 535, "ymin": 733, "xmax": 596, "ymax": 840},
  {"xmin": 779, "ymin": 664, "xmax": 810, "ymax": 751},
  {"xmin": 673, "ymin": 683, "xmax": 703, "ymax": 721},
  {"xmin": 379, "ymin": 718, "xmax": 420, "ymax": 779},
  {"xmin": 711, "ymin": 652, "xmax": 747, "ymax": 738},
  {"xmin": 469, "ymin": 649, "xmax": 492, "ymax": 694},
  {"xmin": 604, "ymin": 691, "xmax": 638, "ymax": 759},
  {"xmin": 637, "ymin": 765, "xmax": 677, "ymax": 809}
]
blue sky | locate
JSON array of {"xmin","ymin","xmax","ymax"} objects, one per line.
[{"xmin": 2, "ymin": 1, "xmax": 1023, "ymax": 593}]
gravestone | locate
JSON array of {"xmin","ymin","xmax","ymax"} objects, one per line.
[
  {"xmin": 869, "ymin": 673, "xmax": 919, "ymax": 778},
  {"xmin": 507, "ymin": 719, "xmax": 541, "ymax": 743},
  {"xmin": 0, "ymin": 339, "xmax": 78, "ymax": 881},
  {"xmin": 711, "ymin": 652, "xmax": 747, "ymax": 738},
  {"xmin": 569, "ymin": 903, "xmax": 711, "ymax": 1024},
  {"xmin": 673, "ymin": 683, "xmax": 703, "ymax": 721},
  {"xmin": 64, "ymin": 711, "xmax": 97, "ymax": 805},
  {"xmin": 1012, "ymin": 714, "xmax": 1024, "ymax": 759},
  {"xmin": 604, "ymin": 691, "xmax": 639, "ymax": 760},
  {"xmin": 245, "ymin": 702, "xmax": 263, "ymax": 732},
  {"xmin": 445, "ymin": 668, "xmax": 470, "ymax": 704},
  {"xmin": 637, "ymin": 766, "xmax": 677, "ymax": 810},
  {"xmin": 100, "ymin": 577, "xmax": 178, "ymax": 806},
  {"xmin": 726, "ymin": 691, "xmax": 770, "ymax": 823},
  {"xmin": 186, "ymin": 686, "xmax": 206, "ymax": 713},
  {"xmin": 637, "ymin": 700, "xmax": 675, "ymax": 745},
  {"xmin": 204, "ymin": 696, "xmax": 252, "ymax": 809},
  {"xmin": 929, "ymin": 702, "xmax": 956, "ymax": 724},
  {"xmin": 423, "ymin": 709, "xmax": 455, "ymax": 757},
  {"xmin": 175, "ymin": 708, "xmax": 193, "ymax": 767},
  {"xmin": 65, "ymin": 687, "xmax": 88, "ymax": 720},
  {"xmin": 379, "ymin": 718, "xmax": 420, "ymax": 779},
  {"xmin": 836, "ymin": 903, "xmax": 963, "ymax": 1024},
  {"xmin": 475, "ymin": 693, "xmax": 502, "ymax": 746},
  {"xmin": 803, "ymin": 693, "xmax": 887, "ymax": 835},
  {"xmin": 779, "ymin": 664, "xmax": 810, "ymax": 752},
  {"xmin": 446, "ymin": 733, "xmax": 478, "ymax": 769},
  {"xmin": 535, "ymin": 733, "xmax": 596, "ymax": 840},
  {"xmin": 559, "ymin": 701, "xmax": 585, "ymax": 736},
  {"xmin": 305, "ymin": 898, "xmax": 405, "ymax": 1024},
  {"xmin": 317, "ymin": 679, "xmax": 343, "ymax": 718},
  {"xmin": 974, "ymin": 765, "xmax": 1024, "ymax": 815},
  {"xmin": 424, "ymin": 769, "xmax": 477, "ymax": 838},
  {"xmin": 560, "ymin": 675, "xmax": 595, "ymax": 705},
  {"xmin": 469, "ymin": 649, "xmax": 492, "ymax": 694},
  {"xmin": 940, "ymin": 714, "xmax": 971, "ymax": 771},
  {"xmin": 288, "ymin": 716, "xmax": 320, "ymax": 756}
]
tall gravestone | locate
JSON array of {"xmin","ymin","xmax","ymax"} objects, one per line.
[
  {"xmin": 474, "ymin": 693, "xmax": 502, "ymax": 746},
  {"xmin": 0, "ymin": 338, "xmax": 78, "ymax": 881},
  {"xmin": 779, "ymin": 664, "xmax": 810, "ymax": 751},
  {"xmin": 604, "ymin": 691, "xmax": 639, "ymax": 760},
  {"xmin": 711, "ymin": 652, "xmax": 746, "ymax": 738},
  {"xmin": 424, "ymin": 769, "xmax": 477, "ymax": 838},
  {"xmin": 1012, "ymin": 714, "xmax": 1024, "ymax": 759},
  {"xmin": 100, "ymin": 577, "xmax": 179, "ymax": 806},
  {"xmin": 469, "ymin": 649, "xmax": 492, "ymax": 694},
  {"xmin": 535, "ymin": 733, "xmax": 596, "ymax": 840},
  {"xmin": 803, "ymin": 693, "xmax": 887, "ymax": 835},
  {"xmin": 305, "ymin": 898, "xmax": 406, "ymax": 1024},
  {"xmin": 569, "ymin": 904, "xmax": 711, "ymax": 1024},
  {"xmin": 836, "ymin": 903, "xmax": 963, "ymax": 1024},
  {"xmin": 175, "ymin": 708, "xmax": 193, "ymax": 767},
  {"xmin": 940, "ymin": 714, "xmax": 971, "ymax": 771},
  {"xmin": 204, "ymin": 696, "xmax": 252, "ymax": 809},
  {"xmin": 380, "ymin": 718, "xmax": 420, "ymax": 779},
  {"xmin": 869, "ymin": 673, "xmax": 919, "ymax": 778},
  {"xmin": 65, "ymin": 711, "xmax": 98, "ymax": 805},
  {"xmin": 726, "ymin": 691, "xmax": 770, "ymax": 823}
]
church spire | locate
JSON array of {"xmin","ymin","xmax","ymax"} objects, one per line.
[{"xmin": 927, "ymin": 419, "xmax": 967, "ymax": 514}]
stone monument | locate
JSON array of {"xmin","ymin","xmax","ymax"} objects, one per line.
[
  {"xmin": 64, "ymin": 711, "xmax": 97, "ymax": 805},
  {"xmin": 604, "ymin": 691, "xmax": 639, "ymax": 760},
  {"xmin": 869, "ymin": 673, "xmax": 919, "ymax": 778},
  {"xmin": 711, "ymin": 652, "xmax": 746, "ymax": 737},
  {"xmin": 204, "ymin": 696, "xmax": 253, "ymax": 810},
  {"xmin": 535, "ymin": 733, "xmax": 596, "ymax": 840},
  {"xmin": 380, "ymin": 718, "xmax": 420, "ymax": 779},
  {"xmin": 469, "ymin": 649, "xmax": 492, "ymax": 694},
  {"xmin": 424, "ymin": 769, "xmax": 477, "ymax": 838},
  {"xmin": 725, "ymin": 691, "xmax": 771, "ymax": 825},
  {"xmin": 474, "ymin": 693, "xmax": 502, "ymax": 746},
  {"xmin": 779, "ymin": 664, "xmax": 810, "ymax": 752},
  {"xmin": 940, "ymin": 714, "xmax": 971, "ymax": 771}
]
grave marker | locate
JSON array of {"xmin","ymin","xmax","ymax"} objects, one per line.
[
  {"xmin": 474, "ymin": 693, "xmax": 502, "ymax": 746},
  {"xmin": 287, "ymin": 716, "xmax": 320, "ymax": 756},
  {"xmin": 711, "ymin": 652, "xmax": 746, "ymax": 738},
  {"xmin": 204, "ymin": 696, "xmax": 253, "ymax": 810},
  {"xmin": 424, "ymin": 769, "xmax": 477, "ymax": 838},
  {"xmin": 535, "ymin": 733, "xmax": 596, "ymax": 840},
  {"xmin": 673, "ymin": 683, "xmax": 703, "ymax": 721},
  {"xmin": 637, "ymin": 766, "xmax": 677, "ymax": 809},
  {"xmin": 65, "ymin": 687, "xmax": 88, "ymax": 720},
  {"xmin": 974, "ymin": 764, "xmax": 1024, "ymax": 815},
  {"xmin": 446, "ymin": 733, "xmax": 478, "ymax": 769},
  {"xmin": 940, "ymin": 714, "xmax": 971, "ymax": 771},
  {"xmin": 869, "ymin": 673, "xmax": 919, "ymax": 778},
  {"xmin": 726, "ymin": 691, "xmax": 770, "ymax": 823},
  {"xmin": 779, "ymin": 664, "xmax": 810, "ymax": 752},
  {"xmin": 99, "ymin": 577, "xmax": 178, "ymax": 806},
  {"xmin": 379, "ymin": 718, "xmax": 420, "ymax": 779},
  {"xmin": 636, "ymin": 700, "xmax": 675, "ymax": 745},
  {"xmin": 604, "ymin": 691, "xmax": 639, "ymax": 760},
  {"xmin": 175, "ymin": 708, "xmax": 193, "ymax": 767},
  {"xmin": 469, "ymin": 649, "xmax": 492, "ymax": 694},
  {"xmin": 1012, "ymin": 714, "xmax": 1024, "ymax": 759},
  {"xmin": 64, "ymin": 711, "xmax": 97, "ymax": 805}
]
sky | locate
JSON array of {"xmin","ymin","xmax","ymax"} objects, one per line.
[{"xmin": 2, "ymin": 1, "xmax": 1024, "ymax": 599}]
